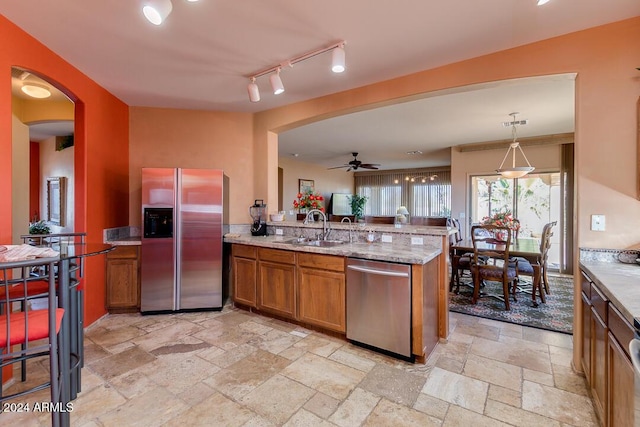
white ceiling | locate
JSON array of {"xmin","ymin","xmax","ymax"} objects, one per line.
[{"xmin": 3, "ymin": 0, "xmax": 638, "ymax": 166}]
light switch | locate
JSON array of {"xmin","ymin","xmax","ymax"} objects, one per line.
[
  {"xmin": 275, "ymin": 228, "xmax": 283, "ymax": 235},
  {"xmin": 411, "ymin": 237, "xmax": 424, "ymax": 245},
  {"xmin": 591, "ymin": 214, "xmax": 605, "ymax": 231}
]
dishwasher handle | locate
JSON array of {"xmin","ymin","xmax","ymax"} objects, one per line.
[
  {"xmin": 630, "ymin": 339, "xmax": 640, "ymax": 376},
  {"xmin": 347, "ymin": 264, "xmax": 410, "ymax": 278}
]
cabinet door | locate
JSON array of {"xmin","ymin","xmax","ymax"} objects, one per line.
[
  {"xmin": 581, "ymin": 291, "xmax": 591, "ymax": 377},
  {"xmin": 258, "ymin": 261, "xmax": 296, "ymax": 318},
  {"xmin": 591, "ymin": 306, "xmax": 608, "ymax": 425},
  {"xmin": 106, "ymin": 257, "xmax": 140, "ymax": 311},
  {"xmin": 298, "ymin": 266, "xmax": 346, "ymax": 333},
  {"xmin": 607, "ymin": 332, "xmax": 634, "ymax": 427},
  {"xmin": 233, "ymin": 256, "xmax": 257, "ymax": 307}
]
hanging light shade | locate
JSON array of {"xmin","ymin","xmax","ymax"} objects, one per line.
[
  {"xmin": 247, "ymin": 78, "xmax": 260, "ymax": 102},
  {"xmin": 143, "ymin": 0, "xmax": 173, "ymax": 25},
  {"xmin": 496, "ymin": 113, "xmax": 535, "ymax": 179},
  {"xmin": 331, "ymin": 44, "xmax": 346, "ymax": 73},
  {"xmin": 270, "ymin": 68, "xmax": 285, "ymax": 95}
]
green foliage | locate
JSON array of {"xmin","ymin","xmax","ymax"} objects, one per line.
[
  {"xmin": 348, "ymin": 194, "xmax": 368, "ymax": 219},
  {"xmin": 29, "ymin": 220, "xmax": 50, "ymax": 235}
]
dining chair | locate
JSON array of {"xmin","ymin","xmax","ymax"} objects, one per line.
[
  {"xmin": 0, "ymin": 258, "xmax": 66, "ymax": 427},
  {"xmin": 448, "ymin": 218, "xmax": 468, "ymax": 292},
  {"xmin": 470, "ymin": 225, "xmax": 518, "ymax": 310},
  {"xmin": 509, "ymin": 221, "xmax": 556, "ymax": 305}
]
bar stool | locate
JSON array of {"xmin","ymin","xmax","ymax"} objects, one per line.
[{"xmin": 0, "ymin": 257, "xmax": 66, "ymax": 427}]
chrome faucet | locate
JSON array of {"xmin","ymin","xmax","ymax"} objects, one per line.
[
  {"xmin": 304, "ymin": 209, "xmax": 330, "ymax": 240},
  {"xmin": 341, "ymin": 217, "xmax": 353, "ymax": 243}
]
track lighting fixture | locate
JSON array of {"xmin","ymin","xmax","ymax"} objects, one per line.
[
  {"xmin": 537, "ymin": 0, "xmax": 550, "ymax": 5},
  {"xmin": 331, "ymin": 43, "xmax": 346, "ymax": 73},
  {"xmin": 270, "ymin": 68, "xmax": 285, "ymax": 95},
  {"xmin": 247, "ymin": 77, "xmax": 260, "ymax": 102},
  {"xmin": 143, "ymin": 0, "xmax": 173, "ymax": 25},
  {"xmin": 246, "ymin": 41, "xmax": 346, "ymax": 102}
]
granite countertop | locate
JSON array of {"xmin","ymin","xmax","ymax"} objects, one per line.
[
  {"xmin": 268, "ymin": 220, "xmax": 454, "ymax": 236},
  {"xmin": 224, "ymin": 234, "xmax": 441, "ymax": 265},
  {"xmin": 105, "ymin": 236, "xmax": 141, "ymax": 246},
  {"xmin": 580, "ymin": 260, "xmax": 640, "ymax": 326}
]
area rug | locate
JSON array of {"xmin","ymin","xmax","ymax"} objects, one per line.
[{"xmin": 449, "ymin": 273, "xmax": 574, "ymax": 334}]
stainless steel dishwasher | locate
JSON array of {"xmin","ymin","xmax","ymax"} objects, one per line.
[{"xmin": 346, "ymin": 258, "xmax": 412, "ymax": 358}]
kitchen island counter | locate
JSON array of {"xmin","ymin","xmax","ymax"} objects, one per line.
[{"xmin": 223, "ymin": 234, "xmax": 441, "ymax": 265}]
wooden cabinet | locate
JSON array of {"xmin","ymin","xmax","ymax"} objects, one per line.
[
  {"xmin": 580, "ymin": 268, "xmax": 635, "ymax": 427},
  {"xmin": 232, "ymin": 245, "xmax": 257, "ymax": 307},
  {"xmin": 591, "ymin": 303, "xmax": 608, "ymax": 423},
  {"xmin": 106, "ymin": 245, "xmax": 140, "ymax": 313},
  {"xmin": 298, "ymin": 253, "xmax": 346, "ymax": 332},
  {"xmin": 607, "ymin": 304, "xmax": 635, "ymax": 427},
  {"xmin": 257, "ymin": 248, "xmax": 297, "ymax": 318}
]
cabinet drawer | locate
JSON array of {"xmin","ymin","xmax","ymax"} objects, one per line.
[
  {"xmin": 591, "ymin": 283, "xmax": 608, "ymax": 322},
  {"xmin": 608, "ymin": 303, "xmax": 633, "ymax": 360},
  {"xmin": 107, "ymin": 245, "xmax": 139, "ymax": 259},
  {"xmin": 233, "ymin": 244, "xmax": 257, "ymax": 259},
  {"xmin": 259, "ymin": 247, "xmax": 295, "ymax": 264},
  {"xmin": 297, "ymin": 252, "xmax": 345, "ymax": 272},
  {"xmin": 580, "ymin": 270, "xmax": 591, "ymax": 299}
]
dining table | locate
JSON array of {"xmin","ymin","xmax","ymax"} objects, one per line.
[{"xmin": 449, "ymin": 237, "xmax": 543, "ymax": 305}]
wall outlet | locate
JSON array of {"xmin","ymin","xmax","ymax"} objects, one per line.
[
  {"xmin": 275, "ymin": 228, "xmax": 283, "ymax": 235},
  {"xmin": 591, "ymin": 215, "xmax": 605, "ymax": 231},
  {"xmin": 381, "ymin": 234, "xmax": 393, "ymax": 243},
  {"xmin": 411, "ymin": 237, "xmax": 424, "ymax": 245}
]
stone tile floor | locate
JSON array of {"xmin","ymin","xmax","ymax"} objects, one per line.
[{"xmin": 2, "ymin": 305, "xmax": 598, "ymax": 426}]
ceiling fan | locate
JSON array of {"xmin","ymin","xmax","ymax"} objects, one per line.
[{"xmin": 328, "ymin": 152, "xmax": 380, "ymax": 172}]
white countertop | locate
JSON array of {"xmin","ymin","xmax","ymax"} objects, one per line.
[{"xmin": 224, "ymin": 234, "xmax": 441, "ymax": 265}]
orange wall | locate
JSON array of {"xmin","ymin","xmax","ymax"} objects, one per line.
[
  {"xmin": 128, "ymin": 107, "xmax": 253, "ymax": 225},
  {"xmin": 0, "ymin": 16, "xmax": 130, "ymax": 325}
]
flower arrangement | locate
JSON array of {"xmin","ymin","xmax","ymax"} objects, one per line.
[
  {"xmin": 293, "ymin": 190, "xmax": 324, "ymax": 212},
  {"xmin": 481, "ymin": 210, "xmax": 520, "ymax": 231}
]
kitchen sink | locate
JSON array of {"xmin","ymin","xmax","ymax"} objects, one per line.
[
  {"xmin": 283, "ymin": 237, "xmax": 346, "ymax": 247},
  {"xmin": 305, "ymin": 239, "xmax": 346, "ymax": 247}
]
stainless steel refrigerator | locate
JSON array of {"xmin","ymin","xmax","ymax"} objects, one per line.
[{"xmin": 141, "ymin": 168, "xmax": 224, "ymax": 313}]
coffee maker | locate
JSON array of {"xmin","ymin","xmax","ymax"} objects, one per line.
[{"xmin": 249, "ymin": 199, "xmax": 268, "ymax": 236}]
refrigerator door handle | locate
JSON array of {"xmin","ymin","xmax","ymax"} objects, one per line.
[{"xmin": 174, "ymin": 169, "xmax": 181, "ymax": 311}]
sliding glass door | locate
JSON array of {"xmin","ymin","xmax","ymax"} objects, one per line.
[{"xmin": 471, "ymin": 172, "xmax": 561, "ymax": 269}]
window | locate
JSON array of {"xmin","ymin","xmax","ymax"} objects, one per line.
[{"xmin": 355, "ymin": 168, "xmax": 451, "ymax": 218}]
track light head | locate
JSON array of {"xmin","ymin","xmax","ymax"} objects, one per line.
[
  {"xmin": 331, "ymin": 44, "xmax": 346, "ymax": 73},
  {"xmin": 143, "ymin": 0, "xmax": 173, "ymax": 25},
  {"xmin": 247, "ymin": 78, "xmax": 260, "ymax": 102},
  {"xmin": 270, "ymin": 68, "xmax": 285, "ymax": 95}
]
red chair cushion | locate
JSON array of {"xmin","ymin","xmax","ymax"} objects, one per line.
[
  {"xmin": 6, "ymin": 280, "xmax": 53, "ymax": 300},
  {"xmin": 0, "ymin": 308, "xmax": 65, "ymax": 347}
]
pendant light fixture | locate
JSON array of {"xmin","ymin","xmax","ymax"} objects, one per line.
[
  {"xmin": 496, "ymin": 112, "xmax": 535, "ymax": 179},
  {"xmin": 143, "ymin": 0, "xmax": 173, "ymax": 25}
]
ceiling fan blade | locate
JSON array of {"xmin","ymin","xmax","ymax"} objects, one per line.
[
  {"xmin": 327, "ymin": 165, "xmax": 349, "ymax": 170},
  {"xmin": 359, "ymin": 164, "xmax": 379, "ymax": 169}
]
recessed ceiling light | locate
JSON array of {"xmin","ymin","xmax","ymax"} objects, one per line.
[
  {"xmin": 21, "ymin": 83, "xmax": 51, "ymax": 99},
  {"xmin": 406, "ymin": 150, "xmax": 423, "ymax": 155}
]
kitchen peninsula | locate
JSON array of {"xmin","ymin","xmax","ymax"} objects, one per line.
[{"xmin": 225, "ymin": 221, "xmax": 452, "ymax": 363}]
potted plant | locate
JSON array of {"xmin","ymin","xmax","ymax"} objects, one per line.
[
  {"xmin": 348, "ymin": 194, "xmax": 368, "ymax": 222},
  {"xmin": 28, "ymin": 219, "xmax": 51, "ymax": 235}
]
